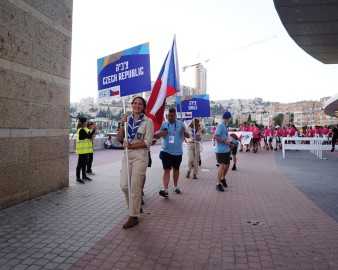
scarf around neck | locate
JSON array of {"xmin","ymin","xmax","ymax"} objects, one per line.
[{"xmin": 127, "ymin": 113, "xmax": 144, "ymax": 142}]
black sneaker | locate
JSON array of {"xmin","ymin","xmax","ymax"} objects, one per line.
[
  {"xmin": 232, "ymin": 164, "xmax": 236, "ymax": 171},
  {"xmin": 159, "ymin": 189, "xmax": 169, "ymax": 197},
  {"xmin": 83, "ymin": 176, "xmax": 92, "ymax": 181},
  {"xmin": 216, "ymin": 184, "xmax": 224, "ymax": 192},
  {"xmin": 76, "ymin": 178, "xmax": 85, "ymax": 184},
  {"xmin": 221, "ymin": 178, "xmax": 227, "ymax": 187}
]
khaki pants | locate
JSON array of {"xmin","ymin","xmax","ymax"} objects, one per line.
[
  {"xmin": 187, "ymin": 142, "xmax": 200, "ymax": 175},
  {"xmin": 120, "ymin": 148, "xmax": 148, "ymax": 217}
]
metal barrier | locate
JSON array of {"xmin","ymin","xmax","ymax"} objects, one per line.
[{"xmin": 282, "ymin": 137, "xmax": 332, "ymax": 159}]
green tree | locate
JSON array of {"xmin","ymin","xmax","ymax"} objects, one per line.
[
  {"xmin": 70, "ymin": 106, "xmax": 76, "ymax": 114},
  {"xmin": 234, "ymin": 118, "xmax": 239, "ymax": 128},
  {"xmin": 70, "ymin": 106, "xmax": 77, "ymax": 117},
  {"xmin": 107, "ymin": 106, "xmax": 111, "ymax": 119},
  {"xmin": 247, "ymin": 114, "xmax": 252, "ymax": 123},
  {"xmin": 77, "ymin": 112, "xmax": 91, "ymax": 119},
  {"xmin": 96, "ymin": 110, "xmax": 105, "ymax": 118},
  {"xmin": 273, "ymin": 113, "xmax": 283, "ymax": 127},
  {"xmin": 229, "ymin": 118, "xmax": 233, "ymax": 127},
  {"xmin": 218, "ymin": 104, "xmax": 224, "ymax": 115}
]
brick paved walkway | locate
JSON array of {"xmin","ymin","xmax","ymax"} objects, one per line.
[{"xmin": 0, "ymin": 142, "xmax": 337, "ymax": 270}]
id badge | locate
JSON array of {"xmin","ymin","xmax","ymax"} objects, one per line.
[{"xmin": 169, "ymin": 135, "xmax": 175, "ymax": 144}]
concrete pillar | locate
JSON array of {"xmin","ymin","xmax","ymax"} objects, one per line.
[{"xmin": 0, "ymin": 0, "xmax": 73, "ymax": 209}]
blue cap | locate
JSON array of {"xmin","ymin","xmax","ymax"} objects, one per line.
[{"xmin": 223, "ymin": 111, "xmax": 232, "ymax": 119}]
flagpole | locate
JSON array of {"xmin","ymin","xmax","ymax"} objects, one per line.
[
  {"xmin": 178, "ymin": 95, "xmax": 185, "ymax": 141},
  {"xmin": 193, "ymin": 119, "xmax": 197, "ymax": 170},
  {"xmin": 122, "ymin": 97, "xmax": 132, "ymax": 210},
  {"xmin": 146, "ymin": 35, "xmax": 180, "ymax": 132},
  {"xmin": 178, "ymin": 95, "xmax": 183, "ymax": 122}
]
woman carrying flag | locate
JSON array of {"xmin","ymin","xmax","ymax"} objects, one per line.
[
  {"xmin": 117, "ymin": 96, "xmax": 154, "ymax": 229},
  {"xmin": 185, "ymin": 118, "xmax": 202, "ymax": 179}
]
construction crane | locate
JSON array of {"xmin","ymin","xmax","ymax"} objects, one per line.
[{"xmin": 182, "ymin": 35, "xmax": 276, "ymax": 72}]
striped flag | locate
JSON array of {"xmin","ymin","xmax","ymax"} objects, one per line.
[{"xmin": 147, "ymin": 36, "xmax": 180, "ymax": 132}]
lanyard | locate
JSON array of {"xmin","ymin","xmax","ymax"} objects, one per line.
[{"xmin": 167, "ymin": 121, "xmax": 177, "ymax": 136}]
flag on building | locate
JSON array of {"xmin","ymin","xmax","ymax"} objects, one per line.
[{"xmin": 147, "ymin": 36, "xmax": 180, "ymax": 132}]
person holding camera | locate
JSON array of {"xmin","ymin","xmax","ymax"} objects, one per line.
[
  {"xmin": 86, "ymin": 121, "xmax": 98, "ymax": 175},
  {"xmin": 75, "ymin": 118, "xmax": 97, "ymax": 184}
]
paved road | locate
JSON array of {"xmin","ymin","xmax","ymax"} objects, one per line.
[
  {"xmin": 275, "ymin": 149, "xmax": 338, "ymax": 222},
  {"xmin": 0, "ymin": 141, "xmax": 337, "ymax": 270}
]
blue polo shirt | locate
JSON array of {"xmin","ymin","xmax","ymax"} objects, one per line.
[
  {"xmin": 214, "ymin": 121, "xmax": 231, "ymax": 153},
  {"xmin": 158, "ymin": 120, "xmax": 186, "ymax": 155}
]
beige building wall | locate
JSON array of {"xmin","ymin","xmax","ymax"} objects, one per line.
[{"xmin": 0, "ymin": 0, "xmax": 73, "ymax": 210}]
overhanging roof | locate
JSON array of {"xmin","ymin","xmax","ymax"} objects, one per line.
[
  {"xmin": 273, "ymin": 0, "xmax": 338, "ymax": 64},
  {"xmin": 274, "ymin": 0, "xmax": 338, "ymax": 118},
  {"xmin": 324, "ymin": 93, "xmax": 338, "ymax": 117}
]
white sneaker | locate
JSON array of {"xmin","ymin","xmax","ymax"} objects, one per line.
[
  {"xmin": 173, "ymin": 186, "xmax": 181, "ymax": 194},
  {"xmin": 87, "ymin": 172, "xmax": 95, "ymax": 175}
]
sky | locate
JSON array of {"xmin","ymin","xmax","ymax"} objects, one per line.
[{"xmin": 70, "ymin": 0, "xmax": 338, "ymax": 104}]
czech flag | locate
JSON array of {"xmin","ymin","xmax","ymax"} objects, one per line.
[{"xmin": 147, "ymin": 36, "xmax": 180, "ymax": 132}]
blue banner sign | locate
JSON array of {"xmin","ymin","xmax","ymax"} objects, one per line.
[
  {"xmin": 176, "ymin": 94, "xmax": 210, "ymax": 118},
  {"xmin": 97, "ymin": 43, "xmax": 151, "ymax": 98}
]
